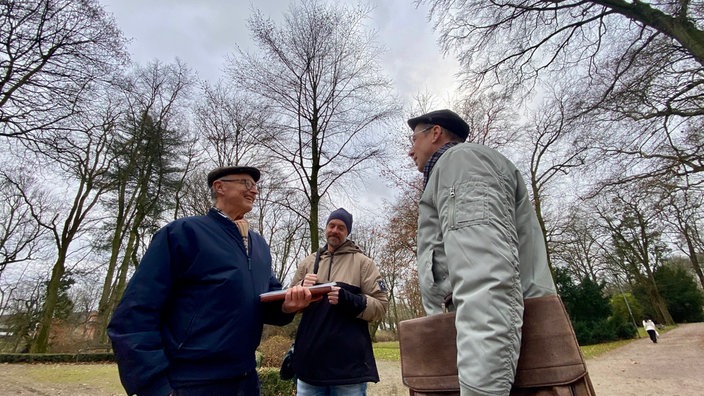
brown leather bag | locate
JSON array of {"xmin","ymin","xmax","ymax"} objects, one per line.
[{"xmin": 398, "ymin": 294, "xmax": 596, "ymax": 396}]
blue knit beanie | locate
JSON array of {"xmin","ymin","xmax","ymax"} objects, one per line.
[{"xmin": 327, "ymin": 208, "xmax": 353, "ymax": 233}]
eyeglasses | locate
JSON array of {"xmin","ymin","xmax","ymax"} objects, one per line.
[
  {"xmin": 219, "ymin": 178, "xmax": 258, "ymax": 191},
  {"xmin": 409, "ymin": 125, "xmax": 434, "ymax": 145}
]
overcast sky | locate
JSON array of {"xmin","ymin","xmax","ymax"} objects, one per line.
[
  {"xmin": 99, "ymin": 0, "xmax": 458, "ymax": 107},
  {"xmin": 97, "ymin": 0, "xmax": 460, "ymax": 218}
]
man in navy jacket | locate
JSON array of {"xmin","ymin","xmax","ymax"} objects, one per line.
[{"xmin": 108, "ymin": 166, "xmax": 313, "ymax": 396}]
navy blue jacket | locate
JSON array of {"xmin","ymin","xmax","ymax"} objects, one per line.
[{"xmin": 108, "ymin": 208, "xmax": 293, "ymax": 396}]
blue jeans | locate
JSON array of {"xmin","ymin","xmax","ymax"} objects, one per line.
[{"xmin": 296, "ymin": 379, "xmax": 367, "ymax": 396}]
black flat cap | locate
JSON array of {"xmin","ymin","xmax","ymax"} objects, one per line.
[
  {"xmin": 207, "ymin": 166, "xmax": 261, "ymax": 187},
  {"xmin": 407, "ymin": 109, "xmax": 469, "ymax": 140}
]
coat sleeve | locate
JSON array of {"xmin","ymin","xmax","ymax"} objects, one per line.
[
  {"xmin": 107, "ymin": 229, "xmax": 174, "ymax": 396},
  {"xmin": 290, "ymin": 251, "xmax": 321, "ymax": 287},
  {"xmin": 433, "ymin": 148, "xmax": 523, "ymax": 395},
  {"xmin": 358, "ymin": 256, "xmax": 389, "ymax": 322},
  {"xmin": 261, "ymin": 273, "xmax": 296, "ymax": 326}
]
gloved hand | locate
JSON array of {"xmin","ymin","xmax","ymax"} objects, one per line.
[{"xmin": 333, "ymin": 281, "xmax": 366, "ymax": 317}]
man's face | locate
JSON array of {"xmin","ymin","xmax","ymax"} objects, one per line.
[
  {"xmin": 325, "ymin": 219, "xmax": 348, "ymax": 251},
  {"xmin": 214, "ymin": 174, "xmax": 258, "ymax": 218},
  {"xmin": 408, "ymin": 124, "xmax": 436, "ymax": 172}
]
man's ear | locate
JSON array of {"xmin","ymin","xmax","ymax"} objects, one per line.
[
  {"xmin": 430, "ymin": 125, "xmax": 444, "ymax": 143},
  {"xmin": 214, "ymin": 181, "xmax": 224, "ymax": 195}
]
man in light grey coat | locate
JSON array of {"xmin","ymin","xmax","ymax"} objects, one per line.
[{"xmin": 407, "ymin": 109, "xmax": 557, "ymax": 396}]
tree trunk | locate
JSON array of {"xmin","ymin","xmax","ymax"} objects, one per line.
[
  {"xmin": 309, "ymin": 190, "xmax": 320, "ymax": 251},
  {"xmin": 95, "ymin": 209, "xmax": 128, "ymax": 344},
  {"xmin": 532, "ymin": 185, "xmax": 554, "ymax": 277},
  {"xmin": 30, "ymin": 252, "xmax": 67, "ymax": 353}
]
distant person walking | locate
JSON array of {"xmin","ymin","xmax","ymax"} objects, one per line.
[{"xmin": 643, "ymin": 318, "xmax": 659, "ymax": 343}]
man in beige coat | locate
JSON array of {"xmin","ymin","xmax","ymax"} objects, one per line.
[{"xmin": 290, "ymin": 208, "xmax": 388, "ymax": 395}]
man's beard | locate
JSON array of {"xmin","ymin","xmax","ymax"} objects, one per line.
[{"xmin": 327, "ymin": 235, "xmax": 342, "ymax": 249}]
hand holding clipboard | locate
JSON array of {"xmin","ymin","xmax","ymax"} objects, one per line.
[{"xmin": 260, "ymin": 282, "xmax": 337, "ymax": 302}]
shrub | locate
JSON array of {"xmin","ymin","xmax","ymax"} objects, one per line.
[
  {"xmin": 256, "ymin": 351, "xmax": 262, "ymax": 368},
  {"xmin": 374, "ymin": 329, "xmax": 396, "ymax": 342},
  {"xmin": 258, "ymin": 335, "xmax": 293, "ymax": 368},
  {"xmin": 263, "ymin": 321, "xmax": 298, "ymax": 340},
  {"xmin": 573, "ymin": 318, "xmax": 635, "ymax": 346},
  {"xmin": 655, "ymin": 265, "xmax": 704, "ymax": 323},
  {"xmin": 258, "ymin": 367, "xmax": 295, "ymax": 395},
  {"xmin": 608, "ymin": 316, "xmax": 638, "ymax": 339}
]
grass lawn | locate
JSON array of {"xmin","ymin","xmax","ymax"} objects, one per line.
[
  {"xmin": 373, "ymin": 341, "xmax": 401, "ymax": 360},
  {"xmin": 2, "ymin": 362, "xmax": 125, "ymax": 394}
]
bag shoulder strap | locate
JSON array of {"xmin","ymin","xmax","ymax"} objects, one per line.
[{"xmin": 313, "ymin": 247, "xmax": 324, "ymax": 274}]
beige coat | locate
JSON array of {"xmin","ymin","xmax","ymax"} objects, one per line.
[{"xmin": 291, "ymin": 240, "xmax": 388, "ymax": 322}]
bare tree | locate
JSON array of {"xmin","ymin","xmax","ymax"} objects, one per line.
[
  {"xmin": 594, "ymin": 186, "xmax": 674, "ymax": 325},
  {"xmin": 192, "ymin": 79, "xmax": 308, "ymax": 284},
  {"xmin": 173, "ymin": 171, "xmax": 211, "ymax": 218},
  {"xmin": 11, "ymin": 85, "xmax": 120, "ymax": 352},
  {"xmin": 522, "ymin": 88, "xmax": 594, "ymax": 273},
  {"xmin": 228, "ymin": 0, "xmax": 401, "ymax": 249},
  {"xmin": 377, "ymin": 179, "xmax": 425, "ymax": 331},
  {"xmin": 252, "ymin": 171, "xmax": 310, "ymax": 285},
  {"xmin": 418, "ymin": 0, "xmax": 704, "ymax": 235},
  {"xmin": 422, "ymin": 0, "xmax": 704, "ymax": 99},
  {"xmin": 0, "ymin": 272, "xmax": 46, "ymax": 352},
  {"xmin": 422, "ymin": 0, "xmax": 704, "ymax": 188},
  {"xmin": 0, "ymin": 0, "xmax": 126, "ymax": 138},
  {"xmin": 19, "ymin": 153, "xmax": 106, "ymax": 353},
  {"xmin": 654, "ymin": 180, "xmax": 704, "ymax": 290},
  {"xmin": 456, "ymin": 90, "xmax": 518, "ymax": 148},
  {"xmin": 0, "ymin": 172, "xmax": 47, "ymax": 280},
  {"xmin": 551, "ymin": 205, "xmax": 610, "ymax": 282},
  {"xmin": 194, "ymin": 81, "xmax": 270, "ymax": 168}
]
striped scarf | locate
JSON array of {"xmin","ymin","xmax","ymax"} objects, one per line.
[
  {"xmin": 214, "ymin": 208, "xmax": 249, "ymax": 254},
  {"xmin": 423, "ymin": 142, "xmax": 461, "ymax": 188}
]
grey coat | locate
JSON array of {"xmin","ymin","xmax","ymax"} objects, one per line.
[{"xmin": 417, "ymin": 143, "xmax": 556, "ymax": 396}]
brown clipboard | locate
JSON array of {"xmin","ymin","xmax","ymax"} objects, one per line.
[{"xmin": 259, "ymin": 282, "xmax": 337, "ymax": 302}]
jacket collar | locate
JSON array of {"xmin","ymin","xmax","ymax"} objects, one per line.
[{"xmin": 423, "ymin": 141, "xmax": 461, "ymax": 188}]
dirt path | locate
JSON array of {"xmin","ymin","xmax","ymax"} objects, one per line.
[
  {"xmin": 585, "ymin": 322, "xmax": 704, "ymax": 395},
  {"xmin": 0, "ymin": 323, "xmax": 702, "ymax": 395},
  {"xmin": 370, "ymin": 322, "xmax": 704, "ymax": 396}
]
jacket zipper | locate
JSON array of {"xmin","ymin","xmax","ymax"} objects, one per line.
[
  {"xmin": 178, "ymin": 312, "xmax": 198, "ymax": 350},
  {"xmin": 449, "ymin": 185, "xmax": 456, "ymax": 229},
  {"xmin": 240, "ymin": 230, "xmax": 251, "ymax": 271}
]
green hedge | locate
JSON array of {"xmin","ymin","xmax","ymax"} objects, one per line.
[
  {"xmin": 0, "ymin": 353, "xmax": 115, "ymax": 363},
  {"xmin": 257, "ymin": 367, "xmax": 295, "ymax": 396}
]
